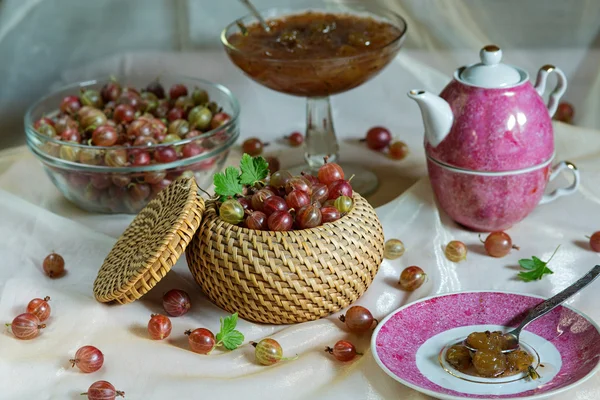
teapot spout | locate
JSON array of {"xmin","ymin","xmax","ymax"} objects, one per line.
[{"xmin": 407, "ymin": 90, "xmax": 453, "ymax": 147}]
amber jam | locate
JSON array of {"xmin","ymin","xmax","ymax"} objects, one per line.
[
  {"xmin": 445, "ymin": 331, "xmax": 537, "ymax": 379},
  {"xmin": 225, "ymin": 12, "xmax": 404, "ymax": 97}
]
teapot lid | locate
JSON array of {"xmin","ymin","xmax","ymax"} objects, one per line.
[{"xmin": 459, "ymin": 45, "xmax": 522, "ymax": 88}]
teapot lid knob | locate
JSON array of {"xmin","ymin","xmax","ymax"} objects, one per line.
[
  {"xmin": 459, "ymin": 45, "xmax": 522, "ymax": 88},
  {"xmin": 480, "ymin": 45, "xmax": 502, "ymax": 65}
]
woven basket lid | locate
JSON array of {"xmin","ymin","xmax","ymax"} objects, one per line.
[{"xmin": 93, "ymin": 176, "xmax": 205, "ymax": 304}]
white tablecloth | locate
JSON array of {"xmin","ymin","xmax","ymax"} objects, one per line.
[{"xmin": 1, "ymin": 50, "xmax": 599, "ymax": 400}]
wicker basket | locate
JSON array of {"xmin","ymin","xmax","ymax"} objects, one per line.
[{"xmin": 185, "ymin": 193, "xmax": 385, "ymax": 324}]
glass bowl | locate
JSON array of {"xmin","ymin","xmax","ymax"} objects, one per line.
[{"xmin": 24, "ymin": 74, "xmax": 240, "ymax": 214}]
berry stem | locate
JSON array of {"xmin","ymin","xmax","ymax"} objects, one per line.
[
  {"xmin": 281, "ymin": 354, "xmax": 299, "ymax": 361},
  {"xmin": 338, "ymin": 315, "xmax": 346, "ymax": 323},
  {"xmin": 512, "ymin": 245, "xmax": 520, "ymax": 250},
  {"xmin": 251, "ymin": 341, "xmax": 257, "ymax": 348},
  {"xmin": 70, "ymin": 358, "xmax": 78, "ymax": 368}
]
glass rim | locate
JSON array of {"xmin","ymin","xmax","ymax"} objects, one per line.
[
  {"xmin": 220, "ymin": 2, "xmax": 408, "ymax": 62},
  {"xmin": 24, "ymin": 73, "xmax": 241, "ymax": 151}
]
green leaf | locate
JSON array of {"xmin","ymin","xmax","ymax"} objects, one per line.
[
  {"xmin": 531, "ymin": 256, "xmax": 546, "ymax": 268},
  {"xmin": 239, "ymin": 154, "xmax": 269, "ymax": 186},
  {"xmin": 215, "ymin": 312, "xmax": 244, "ymax": 351},
  {"xmin": 213, "ymin": 167, "xmax": 243, "ymax": 200},
  {"xmin": 518, "ymin": 259, "xmax": 536, "ymax": 270},
  {"xmin": 517, "ymin": 246, "xmax": 559, "ymax": 282},
  {"xmin": 221, "ymin": 330, "xmax": 244, "ymax": 350}
]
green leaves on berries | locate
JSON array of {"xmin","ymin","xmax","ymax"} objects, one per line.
[
  {"xmin": 239, "ymin": 154, "xmax": 269, "ymax": 185},
  {"xmin": 213, "ymin": 166, "xmax": 243, "ymax": 200},
  {"xmin": 213, "ymin": 154, "xmax": 269, "ymax": 200}
]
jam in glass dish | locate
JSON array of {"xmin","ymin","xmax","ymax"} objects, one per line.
[{"xmin": 222, "ymin": 2, "xmax": 407, "ymax": 195}]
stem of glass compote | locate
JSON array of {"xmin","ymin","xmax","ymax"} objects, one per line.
[{"xmin": 305, "ymin": 96, "xmax": 339, "ymax": 170}]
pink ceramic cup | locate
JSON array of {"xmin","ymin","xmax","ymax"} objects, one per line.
[{"xmin": 427, "ymin": 156, "xmax": 580, "ymax": 232}]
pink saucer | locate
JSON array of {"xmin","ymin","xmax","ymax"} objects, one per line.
[{"xmin": 371, "ymin": 291, "xmax": 600, "ymax": 399}]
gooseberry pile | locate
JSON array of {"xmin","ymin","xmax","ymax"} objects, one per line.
[
  {"xmin": 35, "ymin": 78, "xmax": 231, "ymax": 150},
  {"xmin": 32, "ymin": 78, "xmax": 234, "ymax": 213},
  {"xmin": 215, "ymin": 155, "xmax": 354, "ymax": 231}
]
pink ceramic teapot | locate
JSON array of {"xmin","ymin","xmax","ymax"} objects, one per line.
[{"xmin": 408, "ymin": 45, "xmax": 580, "ymax": 232}]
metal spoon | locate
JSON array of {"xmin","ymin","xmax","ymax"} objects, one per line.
[
  {"xmin": 239, "ymin": 0, "xmax": 270, "ymax": 32},
  {"xmin": 464, "ymin": 264, "xmax": 600, "ymax": 353}
]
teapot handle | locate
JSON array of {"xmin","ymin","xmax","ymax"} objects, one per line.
[{"xmin": 534, "ymin": 65, "xmax": 567, "ymax": 117}]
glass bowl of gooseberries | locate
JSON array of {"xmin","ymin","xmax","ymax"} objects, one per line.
[{"xmin": 24, "ymin": 74, "xmax": 240, "ymax": 214}]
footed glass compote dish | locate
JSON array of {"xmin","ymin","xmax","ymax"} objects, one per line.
[{"xmin": 222, "ymin": 1, "xmax": 407, "ymax": 195}]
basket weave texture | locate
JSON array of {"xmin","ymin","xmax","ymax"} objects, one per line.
[
  {"xmin": 185, "ymin": 193, "xmax": 384, "ymax": 324},
  {"xmin": 94, "ymin": 177, "xmax": 204, "ymax": 304}
]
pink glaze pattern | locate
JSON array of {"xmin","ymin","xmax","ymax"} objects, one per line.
[
  {"xmin": 425, "ymin": 79, "xmax": 554, "ymax": 172},
  {"xmin": 373, "ymin": 292, "xmax": 600, "ymax": 399},
  {"xmin": 427, "ymin": 160, "xmax": 552, "ymax": 231}
]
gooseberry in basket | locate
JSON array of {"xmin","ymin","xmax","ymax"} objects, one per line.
[
  {"xmin": 311, "ymin": 183, "xmax": 329, "ymax": 204},
  {"xmin": 220, "ymin": 199, "xmax": 245, "ymax": 225},
  {"xmin": 328, "ymin": 179, "xmax": 352, "ymax": 200},
  {"xmin": 265, "ymin": 156, "xmax": 280, "ymax": 174},
  {"xmin": 295, "ymin": 203, "xmax": 322, "ymax": 229},
  {"xmin": 268, "ymin": 210, "xmax": 294, "ymax": 231},
  {"xmin": 286, "ymin": 189, "xmax": 310, "ymax": 209},
  {"xmin": 245, "ymin": 210, "xmax": 268, "ymax": 230},
  {"xmin": 321, "ymin": 206, "xmax": 341, "ymax": 223},
  {"xmin": 318, "ymin": 157, "xmax": 344, "ymax": 185}
]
